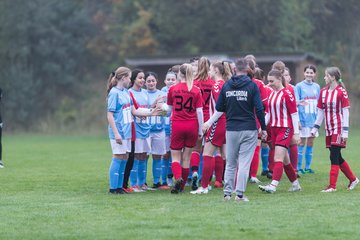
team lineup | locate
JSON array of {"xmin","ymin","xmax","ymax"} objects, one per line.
[{"xmin": 106, "ymin": 55, "xmax": 359, "ymax": 201}]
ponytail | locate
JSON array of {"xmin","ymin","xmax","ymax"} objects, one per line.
[
  {"xmin": 195, "ymin": 56, "xmax": 210, "ymax": 81},
  {"xmin": 180, "ymin": 63, "xmax": 194, "ymax": 91},
  {"xmin": 106, "ymin": 66, "xmax": 131, "ymax": 95},
  {"xmin": 326, "ymin": 67, "xmax": 346, "ymax": 89}
]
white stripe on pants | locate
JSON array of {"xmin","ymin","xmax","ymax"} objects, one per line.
[{"xmin": 224, "ymin": 130, "xmax": 258, "ymax": 196}]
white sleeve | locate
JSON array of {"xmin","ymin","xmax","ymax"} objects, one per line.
[
  {"xmin": 132, "ymin": 107, "xmax": 152, "ymax": 117},
  {"xmin": 313, "ymin": 108, "xmax": 324, "ymax": 128},
  {"xmin": 205, "ymin": 110, "xmax": 224, "ymax": 126},
  {"xmin": 342, "ymin": 107, "xmax": 349, "ymax": 138},
  {"xmin": 291, "ymin": 112, "xmax": 300, "ymax": 134},
  {"xmin": 265, "ymin": 112, "xmax": 270, "ymax": 126},
  {"xmin": 196, "ymin": 108, "xmax": 204, "ymax": 136}
]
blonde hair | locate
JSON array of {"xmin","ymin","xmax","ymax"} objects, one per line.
[
  {"xmin": 180, "ymin": 63, "xmax": 194, "ymax": 91},
  {"xmin": 212, "ymin": 61, "xmax": 233, "ymax": 80},
  {"xmin": 106, "ymin": 67, "xmax": 131, "ymax": 95},
  {"xmin": 326, "ymin": 67, "xmax": 345, "ymax": 89},
  {"xmin": 195, "ymin": 57, "xmax": 210, "ymax": 81}
]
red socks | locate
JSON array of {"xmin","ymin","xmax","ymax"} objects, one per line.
[
  {"xmin": 181, "ymin": 167, "xmax": 190, "ymax": 190},
  {"xmin": 272, "ymin": 162, "xmax": 284, "ymax": 181},
  {"xmin": 201, "ymin": 156, "xmax": 213, "ymax": 188},
  {"xmin": 289, "ymin": 144, "xmax": 298, "ymax": 170},
  {"xmin": 172, "ymin": 162, "xmax": 182, "ymax": 180},
  {"xmin": 284, "ymin": 163, "xmax": 297, "ymax": 182},
  {"xmin": 215, "ymin": 155, "xmax": 224, "ymax": 182},
  {"xmin": 250, "ymin": 145, "xmax": 260, "ymax": 177},
  {"xmin": 340, "ymin": 161, "xmax": 356, "ymax": 182},
  {"xmin": 329, "ymin": 165, "xmax": 340, "ymax": 189},
  {"xmin": 190, "ymin": 152, "xmax": 200, "ymax": 172}
]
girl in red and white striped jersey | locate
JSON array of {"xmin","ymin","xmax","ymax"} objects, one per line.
[
  {"xmin": 311, "ymin": 67, "xmax": 359, "ymax": 192},
  {"xmin": 258, "ymin": 69, "xmax": 301, "ymax": 193}
]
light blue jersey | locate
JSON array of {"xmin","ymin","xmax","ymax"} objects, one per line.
[
  {"xmin": 107, "ymin": 87, "xmax": 133, "ymax": 140},
  {"xmin": 294, "ymin": 80, "xmax": 320, "ymax": 128},
  {"xmin": 147, "ymin": 89, "xmax": 166, "ymax": 133},
  {"xmin": 129, "ymin": 88, "xmax": 151, "ymax": 139},
  {"xmin": 161, "ymin": 86, "xmax": 171, "ymax": 136}
]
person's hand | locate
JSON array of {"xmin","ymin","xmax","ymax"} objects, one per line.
[
  {"xmin": 341, "ymin": 131, "xmax": 348, "ymax": 142},
  {"xmin": 115, "ymin": 133, "xmax": 123, "ymax": 145},
  {"xmin": 260, "ymin": 130, "xmax": 268, "ymax": 141},
  {"xmin": 202, "ymin": 122, "xmax": 210, "ymax": 134},
  {"xmin": 310, "ymin": 128, "xmax": 318, "ymax": 137},
  {"xmin": 298, "ymin": 99, "xmax": 308, "ymax": 106},
  {"xmin": 154, "ymin": 95, "xmax": 167, "ymax": 108},
  {"xmin": 298, "ymin": 121, "xmax": 302, "ymax": 130},
  {"xmin": 293, "ymin": 133, "xmax": 300, "ymax": 145},
  {"xmin": 151, "ymin": 106, "xmax": 163, "ymax": 116}
]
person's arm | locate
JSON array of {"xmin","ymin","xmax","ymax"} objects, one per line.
[
  {"xmin": 107, "ymin": 111, "xmax": 122, "ymax": 144},
  {"xmin": 253, "ymin": 85, "xmax": 266, "ymax": 131},
  {"xmin": 291, "ymin": 112, "xmax": 300, "ymax": 135},
  {"xmin": 196, "ymin": 107, "xmax": 204, "ymax": 138},
  {"xmin": 342, "ymin": 107, "xmax": 349, "ymax": 139},
  {"xmin": 310, "ymin": 108, "xmax": 324, "ymax": 136},
  {"xmin": 215, "ymin": 86, "xmax": 226, "ymax": 112},
  {"xmin": 131, "ymin": 106, "xmax": 161, "ymax": 117}
]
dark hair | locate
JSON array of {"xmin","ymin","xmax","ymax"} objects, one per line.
[
  {"xmin": 190, "ymin": 57, "xmax": 200, "ymax": 63},
  {"xmin": 130, "ymin": 69, "xmax": 144, "ymax": 88},
  {"xmin": 168, "ymin": 65, "xmax": 180, "ymax": 74},
  {"xmin": 254, "ymin": 67, "xmax": 265, "ymax": 80},
  {"xmin": 268, "ymin": 69, "xmax": 286, "ymax": 87},
  {"xmin": 145, "ymin": 71, "xmax": 158, "ymax": 81},
  {"xmin": 272, "ymin": 61, "xmax": 286, "ymax": 74},
  {"xmin": 212, "ymin": 61, "xmax": 233, "ymax": 80},
  {"xmin": 304, "ymin": 64, "xmax": 317, "ymax": 73}
]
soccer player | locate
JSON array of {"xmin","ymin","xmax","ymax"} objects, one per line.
[
  {"xmin": 258, "ymin": 69, "xmax": 301, "ymax": 194},
  {"xmin": 128, "ymin": 70, "xmax": 152, "ymax": 191},
  {"xmin": 106, "ymin": 67, "xmax": 161, "ymax": 194},
  {"xmin": 166, "ymin": 63, "xmax": 204, "ymax": 194},
  {"xmin": 161, "ymin": 71, "xmax": 178, "ymax": 187},
  {"xmin": 145, "ymin": 71, "xmax": 168, "ymax": 189},
  {"xmin": 215, "ymin": 58, "xmax": 267, "ymax": 202},
  {"xmin": 295, "ymin": 65, "xmax": 320, "ymax": 174},
  {"xmin": 311, "ymin": 67, "xmax": 359, "ymax": 192},
  {"xmin": 190, "ymin": 60, "xmax": 233, "ymax": 194},
  {"xmin": 189, "ymin": 57, "xmax": 215, "ymax": 190}
]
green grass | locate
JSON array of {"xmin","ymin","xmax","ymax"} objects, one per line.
[{"xmin": 1, "ymin": 131, "xmax": 360, "ymax": 240}]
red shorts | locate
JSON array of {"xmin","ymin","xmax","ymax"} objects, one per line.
[
  {"xmin": 171, "ymin": 120, "xmax": 198, "ymax": 150},
  {"xmin": 271, "ymin": 127, "xmax": 293, "ymax": 149},
  {"xmin": 326, "ymin": 134, "xmax": 346, "ymax": 148},
  {"xmin": 205, "ymin": 117, "xmax": 226, "ymax": 147}
]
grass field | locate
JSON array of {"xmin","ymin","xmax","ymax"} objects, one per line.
[{"xmin": 1, "ymin": 131, "xmax": 360, "ymax": 240}]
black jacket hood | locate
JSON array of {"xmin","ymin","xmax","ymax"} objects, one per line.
[{"xmin": 229, "ymin": 75, "xmax": 252, "ymax": 89}]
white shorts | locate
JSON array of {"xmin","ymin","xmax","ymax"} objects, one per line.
[
  {"xmin": 165, "ymin": 135, "xmax": 171, "ymax": 152},
  {"xmin": 149, "ymin": 131, "xmax": 166, "ymax": 155},
  {"xmin": 134, "ymin": 137, "xmax": 151, "ymax": 154},
  {"xmin": 110, "ymin": 139, "xmax": 131, "ymax": 154},
  {"xmin": 300, "ymin": 127, "xmax": 319, "ymax": 138}
]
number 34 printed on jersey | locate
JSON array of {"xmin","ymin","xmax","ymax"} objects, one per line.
[{"xmin": 174, "ymin": 96, "xmax": 193, "ymax": 112}]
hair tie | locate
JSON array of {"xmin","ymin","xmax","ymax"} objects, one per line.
[
  {"xmin": 111, "ymin": 72, "xmax": 115, "ymax": 77},
  {"xmin": 338, "ymin": 78, "xmax": 343, "ymax": 83}
]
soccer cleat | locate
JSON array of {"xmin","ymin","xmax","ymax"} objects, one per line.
[
  {"xmin": 304, "ymin": 168, "xmax": 315, "ymax": 174},
  {"xmin": 191, "ymin": 172, "xmax": 199, "ymax": 190},
  {"xmin": 321, "ymin": 186, "xmax": 336, "ymax": 192},
  {"xmin": 214, "ymin": 181, "xmax": 223, "ymax": 188},
  {"xmin": 167, "ymin": 178, "xmax": 174, "ymax": 187},
  {"xmin": 0, "ymin": 160, "xmax": 4, "ymax": 168},
  {"xmin": 298, "ymin": 169, "xmax": 305, "ymax": 175},
  {"xmin": 249, "ymin": 177, "xmax": 261, "ymax": 184},
  {"xmin": 190, "ymin": 187, "xmax": 208, "ymax": 195},
  {"xmin": 158, "ymin": 183, "xmax": 170, "ymax": 189},
  {"xmin": 109, "ymin": 189, "xmax": 124, "ymax": 195},
  {"xmin": 288, "ymin": 184, "xmax": 301, "ymax": 192},
  {"xmin": 223, "ymin": 194, "xmax": 231, "ymax": 201},
  {"xmin": 171, "ymin": 178, "xmax": 184, "ymax": 194},
  {"xmin": 266, "ymin": 171, "xmax": 273, "ymax": 179},
  {"xmin": 261, "ymin": 170, "xmax": 269, "ymax": 176},
  {"xmin": 259, "ymin": 184, "xmax": 276, "ymax": 193},
  {"xmin": 348, "ymin": 177, "xmax": 359, "ymax": 190},
  {"xmin": 235, "ymin": 195, "xmax": 249, "ymax": 202},
  {"xmin": 131, "ymin": 186, "xmax": 145, "ymax": 193},
  {"xmin": 152, "ymin": 182, "xmax": 161, "ymax": 189},
  {"xmin": 122, "ymin": 187, "xmax": 134, "ymax": 193},
  {"xmin": 140, "ymin": 184, "xmax": 156, "ymax": 191}
]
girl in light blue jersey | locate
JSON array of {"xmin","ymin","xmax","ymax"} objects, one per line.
[
  {"xmin": 295, "ymin": 65, "xmax": 320, "ymax": 174},
  {"xmin": 128, "ymin": 71, "xmax": 152, "ymax": 191},
  {"xmin": 107, "ymin": 66, "xmax": 161, "ymax": 194},
  {"xmin": 145, "ymin": 72, "xmax": 167, "ymax": 188}
]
